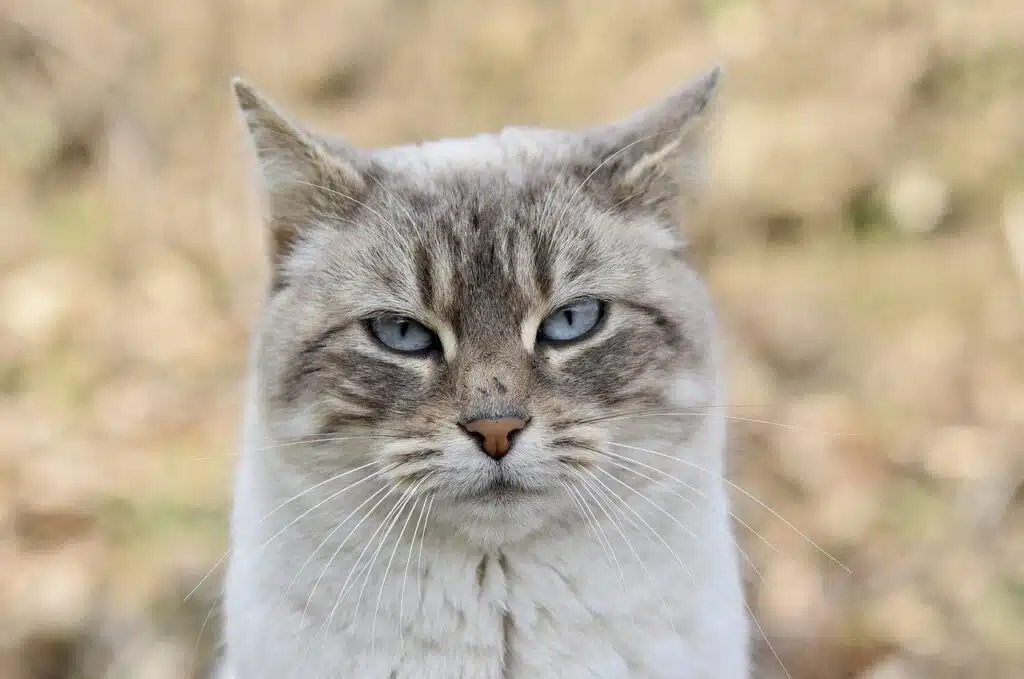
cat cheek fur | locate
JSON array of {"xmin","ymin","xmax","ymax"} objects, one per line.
[{"xmin": 223, "ymin": 67, "xmax": 749, "ymax": 679}]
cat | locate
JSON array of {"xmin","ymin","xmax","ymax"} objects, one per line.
[{"xmin": 221, "ymin": 66, "xmax": 749, "ymax": 679}]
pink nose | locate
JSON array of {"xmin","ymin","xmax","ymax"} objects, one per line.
[{"xmin": 461, "ymin": 417, "xmax": 529, "ymax": 459}]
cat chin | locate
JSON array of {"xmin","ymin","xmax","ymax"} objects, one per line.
[{"xmin": 434, "ymin": 491, "xmax": 569, "ymax": 546}]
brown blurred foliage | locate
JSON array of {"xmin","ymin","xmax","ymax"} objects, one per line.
[{"xmin": 1, "ymin": 1, "xmax": 1023, "ymax": 678}]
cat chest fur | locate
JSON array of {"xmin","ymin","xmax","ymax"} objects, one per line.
[{"xmin": 224, "ymin": 459, "xmax": 746, "ymax": 679}]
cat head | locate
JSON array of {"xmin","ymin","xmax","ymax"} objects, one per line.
[{"xmin": 235, "ymin": 69, "xmax": 725, "ymax": 545}]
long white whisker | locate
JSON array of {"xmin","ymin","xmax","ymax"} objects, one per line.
[
  {"xmin": 573, "ymin": 471, "xmax": 675, "ymax": 634},
  {"xmin": 299, "ymin": 482, "xmax": 401, "ymax": 630},
  {"xmin": 253, "ymin": 434, "xmax": 403, "ymax": 453},
  {"xmin": 400, "ymin": 492, "xmax": 430, "ymax": 650},
  {"xmin": 584, "ymin": 467, "xmax": 695, "ymax": 582},
  {"xmin": 559, "ymin": 480, "xmax": 593, "ymax": 535},
  {"xmin": 283, "ymin": 482, "xmax": 394, "ymax": 606},
  {"xmin": 570, "ymin": 477, "xmax": 627, "ymax": 587},
  {"xmin": 348, "ymin": 484, "xmax": 422, "ymax": 633},
  {"xmin": 185, "ymin": 461, "xmax": 395, "ymax": 603},
  {"xmin": 372, "ymin": 492, "xmax": 424, "ymax": 653},
  {"xmin": 571, "ymin": 470, "xmax": 672, "ymax": 628},
  {"xmin": 183, "ymin": 552, "xmax": 226, "ymax": 603},
  {"xmin": 416, "ymin": 495, "xmax": 435, "ymax": 608},
  {"xmin": 261, "ymin": 463, "xmax": 398, "ymax": 551},
  {"xmin": 562, "ymin": 479, "xmax": 617, "ymax": 572},
  {"xmin": 260, "ymin": 459, "xmax": 382, "ymax": 522},
  {"xmin": 594, "ymin": 450, "xmax": 776, "ymax": 553},
  {"xmin": 289, "ymin": 482, "xmax": 410, "ymax": 679},
  {"xmin": 188, "ymin": 600, "xmax": 218, "ymax": 679},
  {"xmin": 366, "ymin": 172, "xmax": 418, "ymax": 232},
  {"xmin": 585, "ymin": 409, "xmax": 855, "ymax": 438},
  {"xmin": 586, "ymin": 467, "xmax": 788, "ymax": 678},
  {"xmin": 606, "ymin": 440, "xmax": 851, "ymax": 573}
]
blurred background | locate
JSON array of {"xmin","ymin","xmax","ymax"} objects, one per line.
[{"xmin": 1, "ymin": 1, "xmax": 1023, "ymax": 678}]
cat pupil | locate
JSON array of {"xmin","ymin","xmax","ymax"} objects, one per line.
[{"xmin": 564, "ymin": 309, "xmax": 575, "ymax": 326}]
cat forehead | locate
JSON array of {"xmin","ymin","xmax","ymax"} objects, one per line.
[{"xmin": 368, "ymin": 127, "xmax": 576, "ymax": 183}]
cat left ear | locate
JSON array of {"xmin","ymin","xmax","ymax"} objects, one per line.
[
  {"xmin": 580, "ymin": 66, "xmax": 722, "ymax": 224},
  {"xmin": 231, "ymin": 78, "xmax": 367, "ymax": 267}
]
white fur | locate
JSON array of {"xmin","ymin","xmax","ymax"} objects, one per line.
[{"xmin": 222, "ymin": 387, "xmax": 748, "ymax": 679}]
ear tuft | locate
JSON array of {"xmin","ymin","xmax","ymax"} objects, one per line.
[
  {"xmin": 230, "ymin": 77, "xmax": 367, "ymax": 272},
  {"xmin": 231, "ymin": 76, "xmax": 263, "ymax": 114},
  {"xmin": 581, "ymin": 66, "xmax": 725, "ymax": 226}
]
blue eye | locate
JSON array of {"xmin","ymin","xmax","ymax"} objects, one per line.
[
  {"xmin": 538, "ymin": 298, "xmax": 605, "ymax": 344},
  {"xmin": 369, "ymin": 315, "xmax": 437, "ymax": 353}
]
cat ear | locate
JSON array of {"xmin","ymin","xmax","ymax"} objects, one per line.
[
  {"xmin": 231, "ymin": 78, "xmax": 367, "ymax": 265},
  {"xmin": 580, "ymin": 66, "xmax": 722, "ymax": 225}
]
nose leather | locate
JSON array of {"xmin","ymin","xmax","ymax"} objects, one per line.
[{"xmin": 461, "ymin": 417, "xmax": 528, "ymax": 459}]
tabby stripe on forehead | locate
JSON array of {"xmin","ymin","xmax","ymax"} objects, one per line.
[
  {"xmin": 530, "ymin": 229, "xmax": 554, "ymax": 297},
  {"xmin": 415, "ymin": 243, "xmax": 435, "ymax": 307},
  {"xmin": 503, "ymin": 228, "xmax": 519, "ymax": 277}
]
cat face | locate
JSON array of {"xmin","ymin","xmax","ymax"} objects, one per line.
[{"xmin": 237, "ymin": 70, "xmax": 723, "ymax": 544}]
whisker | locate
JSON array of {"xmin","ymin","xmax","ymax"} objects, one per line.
[
  {"xmin": 606, "ymin": 440, "xmax": 851, "ymax": 574},
  {"xmin": 747, "ymin": 601, "xmax": 792, "ymax": 679},
  {"xmin": 188, "ymin": 599, "xmax": 218, "ymax": 679},
  {"xmin": 589, "ymin": 448, "xmax": 777, "ymax": 553},
  {"xmin": 416, "ymin": 495, "xmax": 435, "ymax": 609},
  {"xmin": 253, "ymin": 434, "xmax": 405, "ymax": 453},
  {"xmin": 571, "ymin": 477, "xmax": 627, "ymax": 587},
  {"xmin": 260, "ymin": 463, "xmax": 399, "ymax": 551},
  {"xmin": 570, "ymin": 470, "xmax": 674, "ymax": 630},
  {"xmin": 584, "ymin": 445, "xmax": 707, "ymax": 501},
  {"xmin": 183, "ymin": 461, "xmax": 394, "ymax": 604},
  {"xmin": 561, "ymin": 480, "xmax": 617, "ymax": 573},
  {"xmin": 260, "ymin": 459, "xmax": 382, "ymax": 523},
  {"xmin": 183, "ymin": 552, "xmax": 227, "ymax": 603},
  {"xmin": 400, "ymin": 492, "xmax": 430, "ymax": 650},
  {"xmin": 341, "ymin": 486, "xmax": 420, "ymax": 641},
  {"xmin": 583, "ymin": 467, "xmax": 695, "ymax": 582},
  {"xmin": 288, "ymin": 482, "xmax": 409, "ymax": 679},
  {"xmin": 559, "ymin": 479, "xmax": 591, "ymax": 534},
  {"xmin": 585, "ymin": 468, "xmax": 789, "ymax": 679},
  {"xmin": 284, "ymin": 482, "xmax": 394, "ymax": 606},
  {"xmin": 372, "ymin": 492, "xmax": 424, "ymax": 653},
  {"xmin": 577, "ymin": 409, "xmax": 856, "ymax": 438},
  {"xmin": 299, "ymin": 482, "xmax": 401, "ymax": 631}
]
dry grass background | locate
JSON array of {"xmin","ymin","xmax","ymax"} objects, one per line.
[{"xmin": 1, "ymin": 1, "xmax": 1023, "ymax": 677}]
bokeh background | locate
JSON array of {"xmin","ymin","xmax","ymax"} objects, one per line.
[{"xmin": 2, "ymin": 1, "xmax": 1023, "ymax": 678}]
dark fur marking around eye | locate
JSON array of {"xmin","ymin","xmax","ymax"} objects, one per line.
[
  {"xmin": 561, "ymin": 327, "xmax": 664, "ymax": 407},
  {"xmin": 280, "ymin": 323, "xmax": 352, "ymax": 402},
  {"xmin": 284, "ymin": 337, "xmax": 426, "ymax": 430},
  {"xmin": 621, "ymin": 301, "xmax": 685, "ymax": 350}
]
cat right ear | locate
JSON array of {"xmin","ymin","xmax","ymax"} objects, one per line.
[{"xmin": 231, "ymin": 78, "xmax": 367, "ymax": 266}]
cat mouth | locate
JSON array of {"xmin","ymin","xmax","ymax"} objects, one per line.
[{"xmin": 471, "ymin": 476, "xmax": 546, "ymax": 502}]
